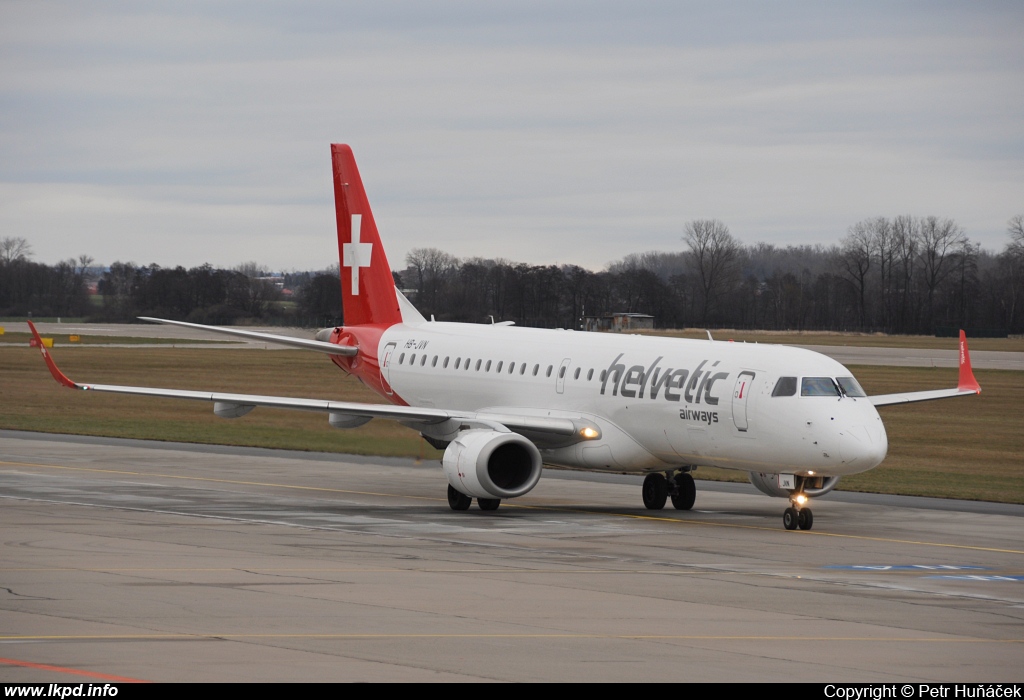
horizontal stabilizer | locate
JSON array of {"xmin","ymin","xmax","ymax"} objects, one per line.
[{"xmin": 138, "ymin": 317, "xmax": 357, "ymax": 355}]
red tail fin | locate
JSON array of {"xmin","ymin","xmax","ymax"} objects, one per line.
[{"xmin": 331, "ymin": 144, "xmax": 401, "ymax": 327}]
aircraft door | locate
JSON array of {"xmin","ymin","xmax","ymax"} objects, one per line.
[
  {"xmin": 555, "ymin": 358, "xmax": 571, "ymax": 394},
  {"xmin": 732, "ymin": 371, "xmax": 755, "ymax": 432},
  {"xmin": 380, "ymin": 342, "xmax": 397, "ymax": 396}
]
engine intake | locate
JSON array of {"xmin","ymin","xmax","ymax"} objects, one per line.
[{"xmin": 443, "ymin": 429, "xmax": 543, "ymax": 500}]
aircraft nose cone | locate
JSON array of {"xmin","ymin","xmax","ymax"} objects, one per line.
[{"xmin": 840, "ymin": 424, "xmax": 887, "ymax": 471}]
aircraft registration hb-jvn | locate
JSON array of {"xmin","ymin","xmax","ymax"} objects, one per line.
[{"xmin": 30, "ymin": 144, "xmax": 983, "ymax": 530}]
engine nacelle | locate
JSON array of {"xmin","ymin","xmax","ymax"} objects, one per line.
[
  {"xmin": 443, "ymin": 429, "xmax": 543, "ymax": 500},
  {"xmin": 748, "ymin": 472, "xmax": 841, "ymax": 499}
]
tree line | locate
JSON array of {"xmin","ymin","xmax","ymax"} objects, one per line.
[
  {"xmin": 2, "ymin": 213, "xmax": 1022, "ymax": 335},
  {"xmin": 397, "ymin": 215, "xmax": 1024, "ymax": 335}
]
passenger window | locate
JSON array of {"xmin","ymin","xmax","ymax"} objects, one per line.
[
  {"xmin": 772, "ymin": 377, "xmax": 797, "ymax": 397},
  {"xmin": 558, "ymin": 366, "xmax": 565, "ymax": 379},
  {"xmin": 573, "ymin": 368, "xmax": 580, "ymax": 380},
  {"xmin": 600, "ymin": 370, "xmax": 606, "ymax": 382},
  {"xmin": 455, "ymin": 358, "xmax": 461, "ymax": 369},
  {"xmin": 837, "ymin": 376, "xmax": 867, "ymax": 397},
  {"xmin": 485, "ymin": 360, "xmax": 492, "ymax": 371},
  {"xmin": 475, "ymin": 360, "xmax": 482, "ymax": 371},
  {"xmin": 509, "ymin": 363, "xmax": 516, "ymax": 374},
  {"xmin": 410, "ymin": 353, "xmax": 416, "ymax": 365},
  {"xmin": 519, "ymin": 364, "xmax": 526, "ymax": 375},
  {"xmin": 801, "ymin": 377, "xmax": 841, "ymax": 397},
  {"xmin": 399, "ymin": 353, "xmax": 405, "ymax": 364},
  {"xmin": 444, "ymin": 357, "xmax": 450, "ymax": 368},
  {"xmin": 496, "ymin": 361, "xmax": 503, "ymax": 372},
  {"xmin": 432, "ymin": 356, "xmax": 438, "ymax": 367},
  {"xmin": 546, "ymin": 366, "xmax": 553, "ymax": 377},
  {"xmin": 587, "ymin": 369, "xmax": 593, "ymax": 381},
  {"xmin": 421, "ymin": 355, "xmax": 427, "ymax": 366},
  {"xmin": 533, "ymin": 365, "xmax": 539, "ymax": 376}
]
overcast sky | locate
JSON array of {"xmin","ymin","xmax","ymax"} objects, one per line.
[{"xmin": 1, "ymin": 1, "xmax": 1021, "ymax": 272}]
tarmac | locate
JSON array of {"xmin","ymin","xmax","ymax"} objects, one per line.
[{"xmin": 1, "ymin": 431, "xmax": 1021, "ymax": 682}]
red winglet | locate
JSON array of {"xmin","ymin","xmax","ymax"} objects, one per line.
[
  {"xmin": 27, "ymin": 320, "xmax": 78, "ymax": 389},
  {"xmin": 957, "ymin": 330, "xmax": 981, "ymax": 395}
]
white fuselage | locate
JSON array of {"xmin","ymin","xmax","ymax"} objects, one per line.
[{"xmin": 377, "ymin": 323, "xmax": 888, "ymax": 478}]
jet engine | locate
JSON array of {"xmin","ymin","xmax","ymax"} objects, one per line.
[
  {"xmin": 443, "ymin": 429, "xmax": 543, "ymax": 500},
  {"xmin": 748, "ymin": 472, "xmax": 840, "ymax": 499}
]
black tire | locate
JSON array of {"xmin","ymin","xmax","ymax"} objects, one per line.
[
  {"xmin": 642, "ymin": 473, "xmax": 668, "ymax": 510},
  {"xmin": 783, "ymin": 507, "xmax": 799, "ymax": 530},
  {"xmin": 671, "ymin": 472, "xmax": 696, "ymax": 511},
  {"xmin": 797, "ymin": 508, "xmax": 813, "ymax": 531},
  {"xmin": 447, "ymin": 484, "xmax": 472, "ymax": 511},
  {"xmin": 478, "ymin": 498, "xmax": 501, "ymax": 511}
]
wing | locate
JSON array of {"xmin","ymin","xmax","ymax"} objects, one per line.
[
  {"xmin": 138, "ymin": 316, "xmax": 357, "ymax": 356},
  {"xmin": 869, "ymin": 330, "xmax": 982, "ymax": 407},
  {"xmin": 27, "ymin": 321, "xmax": 597, "ymax": 446}
]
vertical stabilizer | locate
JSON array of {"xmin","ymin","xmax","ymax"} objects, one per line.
[{"xmin": 331, "ymin": 144, "xmax": 402, "ymax": 327}]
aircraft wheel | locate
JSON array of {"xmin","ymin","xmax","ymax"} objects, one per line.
[
  {"xmin": 783, "ymin": 507, "xmax": 799, "ymax": 530},
  {"xmin": 642, "ymin": 473, "xmax": 668, "ymax": 510},
  {"xmin": 478, "ymin": 498, "xmax": 501, "ymax": 511},
  {"xmin": 671, "ymin": 472, "xmax": 696, "ymax": 511},
  {"xmin": 447, "ymin": 484, "xmax": 472, "ymax": 511},
  {"xmin": 797, "ymin": 508, "xmax": 813, "ymax": 531}
]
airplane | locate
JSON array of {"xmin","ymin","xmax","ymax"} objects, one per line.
[{"xmin": 28, "ymin": 143, "xmax": 983, "ymax": 530}]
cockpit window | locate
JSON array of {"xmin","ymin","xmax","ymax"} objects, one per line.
[
  {"xmin": 836, "ymin": 376, "xmax": 866, "ymax": 397},
  {"xmin": 772, "ymin": 377, "xmax": 797, "ymax": 397},
  {"xmin": 801, "ymin": 377, "xmax": 841, "ymax": 397}
]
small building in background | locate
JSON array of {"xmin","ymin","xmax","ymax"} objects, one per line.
[{"xmin": 584, "ymin": 313, "xmax": 655, "ymax": 333}]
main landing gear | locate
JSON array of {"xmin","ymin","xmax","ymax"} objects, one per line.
[
  {"xmin": 447, "ymin": 484, "xmax": 501, "ymax": 512},
  {"xmin": 642, "ymin": 471, "xmax": 696, "ymax": 511},
  {"xmin": 783, "ymin": 497, "xmax": 813, "ymax": 531}
]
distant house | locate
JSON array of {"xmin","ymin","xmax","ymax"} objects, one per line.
[{"xmin": 584, "ymin": 313, "xmax": 654, "ymax": 333}]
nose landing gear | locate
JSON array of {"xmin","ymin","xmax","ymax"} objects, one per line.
[{"xmin": 783, "ymin": 496, "xmax": 813, "ymax": 531}]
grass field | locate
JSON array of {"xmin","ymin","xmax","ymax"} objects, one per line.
[
  {"xmin": 2, "ymin": 342, "xmax": 1020, "ymax": 503},
  {"xmin": 0, "ymin": 331, "xmax": 232, "ymax": 346}
]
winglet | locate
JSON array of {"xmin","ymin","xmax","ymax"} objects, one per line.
[
  {"xmin": 27, "ymin": 320, "xmax": 79, "ymax": 389},
  {"xmin": 957, "ymin": 330, "xmax": 981, "ymax": 395}
]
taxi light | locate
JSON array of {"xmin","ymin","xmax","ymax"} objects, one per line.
[
  {"xmin": 581, "ymin": 427, "xmax": 599, "ymax": 439},
  {"xmin": 794, "ymin": 493, "xmax": 808, "ymax": 506}
]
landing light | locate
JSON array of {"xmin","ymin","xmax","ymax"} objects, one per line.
[
  {"xmin": 581, "ymin": 427, "xmax": 599, "ymax": 439},
  {"xmin": 794, "ymin": 493, "xmax": 808, "ymax": 506}
]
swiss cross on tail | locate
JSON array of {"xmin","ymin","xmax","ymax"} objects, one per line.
[
  {"xmin": 331, "ymin": 144, "xmax": 401, "ymax": 327},
  {"xmin": 343, "ymin": 214, "xmax": 372, "ymax": 295}
]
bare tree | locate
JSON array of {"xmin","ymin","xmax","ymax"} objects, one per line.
[
  {"xmin": 1009, "ymin": 214, "xmax": 1024, "ymax": 255},
  {"xmin": 917, "ymin": 217, "xmax": 967, "ymax": 332},
  {"xmin": 1002, "ymin": 215, "xmax": 1024, "ymax": 331},
  {"xmin": 405, "ymin": 247, "xmax": 459, "ymax": 312},
  {"xmin": 0, "ymin": 237, "xmax": 33, "ymax": 265},
  {"xmin": 76, "ymin": 254, "xmax": 95, "ymax": 277},
  {"xmin": 891, "ymin": 215, "xmax": 919, "ymax": 332},
  {"xmin": 838, "ymin": 221, "xmax": 874, "ymax": 329},
  {"xmin": 231, "ymin": 262, "xmax": 279, "ymax": 318},
  {"xmin": 683, "ymin": 219, "xmax": 739, "ymax": 326}
]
